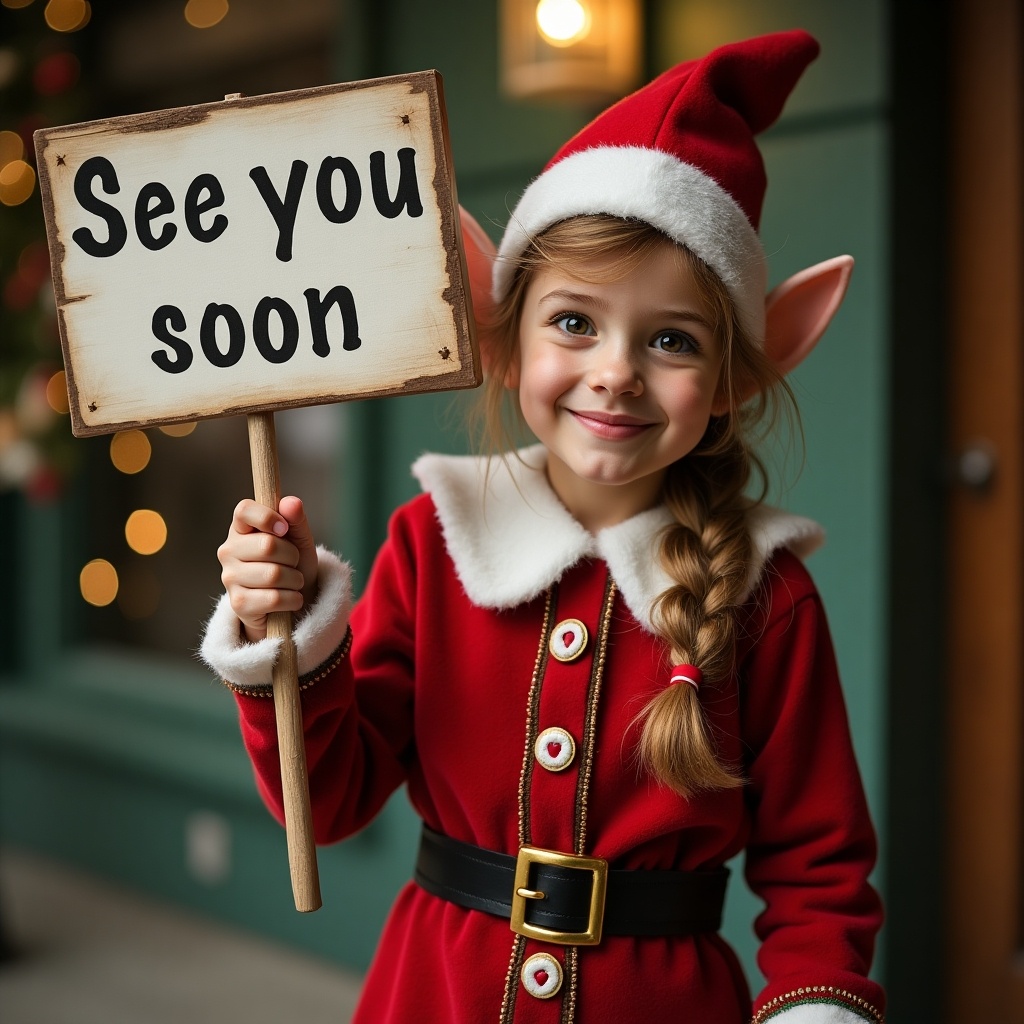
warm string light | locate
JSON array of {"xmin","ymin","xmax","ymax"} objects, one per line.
[
  {"xmin": 45, "ymin": 370, "xmax": 69, "ymax": 414},
  {"xmin": 184, "ymin": 0, "xmax": 228, "ymax": 29},
  {"xmin": 125, "ymin": 509, "xmax": 168, "ymax": 556},
  {"xmin": 0, "ymin": 159, "xmax": 35, "ymax": 206},
  {"xmin": 158, "ymin": 422, "xmax": 197, "ymax": 437},
  {"xmin": 85, "ymin": 425, "xmax": 199, "ymax": 615},
  {"xmin": 80, "ymin": 558, "xmax": 118, "ymax": 606},
  {"xmin": 44, "ymin": 0, "xmax": 90, "ymax": 32},
  {"xmin": 109, "ymin": 430, "xmax": 152, "ymax": 474}
]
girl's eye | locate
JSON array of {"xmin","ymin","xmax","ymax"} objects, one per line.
[
  {"xmin": 650, "ymin": 332, "xmax": 697, "ymax": 354},
  {"xmin": 554, "ymin": 314, "xmax": 594, "ymax": 336}
]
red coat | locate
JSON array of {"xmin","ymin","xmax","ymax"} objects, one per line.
[{"xmin": 206, "ymin": 450, "xmax": 884, "ymax": 1024}]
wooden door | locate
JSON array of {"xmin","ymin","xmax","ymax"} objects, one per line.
[{"xmin": 946, "ymin": 0, "xmax": 1024, "ymax": 1019}]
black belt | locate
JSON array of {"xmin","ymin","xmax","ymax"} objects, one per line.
[{"xmin": 413, "ymin": 825, "xmax": 728, "ymax": 946}]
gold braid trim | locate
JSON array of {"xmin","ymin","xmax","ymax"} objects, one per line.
[
  {"xmin": 752, "ymin": 987, "xmax": 885, "ymax": 1024},
  {"xmin": 500, "ymin": 588, "xmax": 555, "ymax": 1024},
  {"xmin": 221, "ymin": 626, "xmax": 353, "ymax": 697}
]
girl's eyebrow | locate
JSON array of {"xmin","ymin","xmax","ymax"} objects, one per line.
[
  {"xmin": 654, "ymin": 308, "xmax": 716, "ymax": 330},
  {"xmin": 538, "ymin": 288, "xmax": 610, "ymax": 310},
  {"xmin": 538, "ymin": 288, "xmax": 715, "ymax": 330}
]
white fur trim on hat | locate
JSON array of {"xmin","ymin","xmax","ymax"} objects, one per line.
[
  {"xmin": 495, "ymin": 146, "xmax": 768, "ymax": 344},
  {"xmin": 757, "ymin": 1003, "xmax": 875, "ymax": 1024},
  {"xmin": 198, "ymin": 546, "xmax": 354, "ymax": 689},
  {"xmin": 413, "ymin": 447, "xmax": 822, "ymax": 630}
]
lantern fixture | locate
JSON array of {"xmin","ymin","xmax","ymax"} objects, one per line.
[{"xmin": 500, "ymin": 0, "xmax": 642, "ymax": 104}]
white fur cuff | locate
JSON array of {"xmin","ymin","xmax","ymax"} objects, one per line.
[
  {"xmin": 198, "ymin": 546, "xmax": 354, "ymax": 689},
  {"xmin": 761, "ymin": 1003, "xmax": 877, "ymax": 1024}
]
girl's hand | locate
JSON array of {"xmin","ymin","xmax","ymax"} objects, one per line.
[{"xmin": 218, "ymin": 495, "xmax": 320, "ymax": 642}]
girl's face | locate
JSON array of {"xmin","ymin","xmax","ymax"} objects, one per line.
[{"xmin": 510, "ymin": 240, "xmax": 728, "ymax": 531}]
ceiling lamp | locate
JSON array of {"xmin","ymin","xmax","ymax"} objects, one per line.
[{"xmin": 500, "ymin": 0, "xmax": 642, "ymax": 103}]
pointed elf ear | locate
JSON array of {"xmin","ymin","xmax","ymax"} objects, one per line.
[
  {"xmin": 459, "ymin": 206, "xmax": 498, "ymax": 372},
  {"xmin": 763, "ymin": 255, "xmax": 854, "ymax": 375}
]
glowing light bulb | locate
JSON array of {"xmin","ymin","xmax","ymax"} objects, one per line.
[
  {"xmin": 44, "ymin": 0, "xmax": 91, "ymax": 33},
  {"xmin": 80, "ymin": 559, "xmax": 118, "ymax": 606},
  {"xmin": 158, "ymin": 421, "xmax": 197, "ymax": 437},
  {"xmin": 0, "ymin": 160, "xmax": 35, "ymax": 206},
  {"xmin": 125, "ymin": 509, "xmax": 168, "ymax": 555},
  {"xmin": 535, "ymin": 0, "xmax": 591, "ymax": 46},
  {"xmin": 46, "ymin": 371, "xmax": 70, "ymax": 414},
  {"xmin": 184, "ymin": 0, "xmax": 228, "ymax": 29},
  {"xmin": 110, "ymin": 430, "xmax": 152, "ymax": 474}
]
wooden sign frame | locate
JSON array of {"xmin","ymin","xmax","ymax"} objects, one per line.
[{"xmin": 34, "ymin": 71, "xmax": 480, "ymax": 438}]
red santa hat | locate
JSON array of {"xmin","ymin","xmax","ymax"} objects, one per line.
[{"xmin": 494, "ymin": 30, "xmax": 821, "ymax": 346}]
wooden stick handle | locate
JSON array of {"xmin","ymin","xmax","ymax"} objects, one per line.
[{"xmin": 247, "ymin": 411, "xmax": 322, "ymax": 913}]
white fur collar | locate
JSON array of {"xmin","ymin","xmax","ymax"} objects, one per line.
[{"xmin": 412, "ymin": 447, "xmax": 824, "ymax": 631}]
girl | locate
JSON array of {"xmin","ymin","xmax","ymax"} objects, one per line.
[{"xmin": 201, "ymin": 29, "xmax": 885, "ymax": 1024}]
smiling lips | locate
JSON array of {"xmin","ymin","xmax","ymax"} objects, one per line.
[{"xmin": 568, "ymin": 409, "xmax": 655, "ymax": 440}]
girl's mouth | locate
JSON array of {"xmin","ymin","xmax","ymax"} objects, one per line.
[{"xmin": 568, "ymin": 409, "xmax": 655, "ymax": 440}]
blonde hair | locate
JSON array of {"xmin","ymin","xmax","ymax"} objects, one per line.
[{"xmin": 481, "ymin": 215, "xmax": 796, "ymax": 797}]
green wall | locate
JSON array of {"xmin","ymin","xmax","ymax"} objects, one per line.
[{"xmin": 0, "ymin": 0, "xmax": 898, "ymax": 1005}]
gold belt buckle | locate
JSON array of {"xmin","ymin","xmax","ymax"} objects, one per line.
[{"xmin": 510, "ymin": 844, "xmax": 608, "ymax": 946}]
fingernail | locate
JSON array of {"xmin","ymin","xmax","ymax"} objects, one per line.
[{"xmin": 272, "ymin": 521, "xmax": 288, "ymax": 536}]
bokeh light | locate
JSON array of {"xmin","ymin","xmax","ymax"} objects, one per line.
[
  {"xmin": 109, "ymin": 430, "xmax": 152, "ymax": 474},
  {"xmin": 80, "ymin": 558, "xmax": 118, "ymax": 606},
  {"xmin": 33, "ymin": 51, "xmax": 80, "ymax": 95},
  {"xmin": 125, "ymin": 509, "xmax": 168, "ymax": 555},
  {"xmin": 184, "ymin": 0, "xmax": 228, "ymax": 29},
  {"xmin": 0, "ymin": 159, "xmax": 36, "ymax": 206},
  {"xmin": 0, "ymin": 130, "xmax": 24, "ymax": 166},
  {"xmin": 535, "ymin": 0, "xmax": 592, "ymax": 45},
  {"xmin": 2, "ymin": 0, "xmax": 37, "ymax": 9},
  {"xmin": 158, "ymin": 421, "xmax": 197, "ymax": 437},
  {"xmin": 45, "ymin": 370, "xmax": 70, "ymax": 413},
  {"xmin": 44, "ymin": 0, "xmax": 91, "ymax": 32},
  {"xmin": 0, "ymin": 50, "xmax": 18, "ymax": 90}
]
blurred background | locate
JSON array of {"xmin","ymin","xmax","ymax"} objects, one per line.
[{"xmin": 0, "ymin": 0, "xmax": 1020, "ymax": 1022}]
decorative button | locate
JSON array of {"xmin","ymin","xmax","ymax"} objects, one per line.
[
  {"xmin": 521, "ymin": 952, "xmax": 563, "ymax": 999},
  {"xmin": 534, "ymin": 727, "xmax": 576, "ymax": 771},
  {"xmin": 549, "ymin": 618, "xmax": 588, "ymax": 662}
]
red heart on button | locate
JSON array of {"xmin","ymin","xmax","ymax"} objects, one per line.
[
  {"xmin": 562, "ymin": 631, "xmax": 575, "ymax": 647},
  {"xmin": 547, "ymin": 741, "xmax": 562, "ymax": 758},
  {"xmin": 534, "ymin": 969, "xmax": 549, "ymax": 986}
]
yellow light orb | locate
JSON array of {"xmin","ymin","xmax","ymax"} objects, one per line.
[
  {"xmin": 80, "ymin": 558, "xmax": 118, "ymax": 606},
  {"xmin": 535, "ymin": 0, "xmax": 591, "ymax": 46},
  {"xmin": 158, "ymin": 421, "xmax": 197, "ymax": 437},
  {"xmin": 125, "ymin": 509, "xmax": 168, "ymax": 555},
  {"xmin": 2, "ymin": 0, "xmax": 37, "ymax": 9},
  {"xmin": 0, "ymin": 159, "xmax": 35, "ymax": 207},
  {"xmin": 44, "ymin": 0, "xmax": 90, "ymax": 32},
  {"xmin": 0, "ymin": 130, "xmax": 24, "ymax": 166},
  {"xmin": 45, "ymin": 370, "xmax": 70, "ymax": 414},
  {"xmin": 184, "ymin": 0, "xmax": 228, "ymax": 29},
  {"xmin": 109, "ymin": 429, "xmax": 152, "ymax": 474}
]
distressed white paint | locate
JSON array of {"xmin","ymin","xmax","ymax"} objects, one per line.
[{"xmin": 36, "ymin": 74, "xmax": 477, "ymax": 436}]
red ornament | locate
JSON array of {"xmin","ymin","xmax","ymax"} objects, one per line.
[{"xmin": 33, "ymin": 52, "xmax": 80, "ymax": 97}]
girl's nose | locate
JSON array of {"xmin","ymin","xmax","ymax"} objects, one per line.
[{"xmin": 587, "ymin": 342, "xmax": 643, "ymax": 396}]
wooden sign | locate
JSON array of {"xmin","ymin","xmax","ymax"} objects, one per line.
[
  {"xmin": 34, "ymin": 71, "xmax": 480, "ymax": 437},
  {"xmin": 34, "ymin": 73, "xmax": 482, "ymax": 915}
]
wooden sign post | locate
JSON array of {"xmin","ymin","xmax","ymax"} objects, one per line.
[{"xmin": 34, "ymin": 72, "xmax": 480, "ymax": 912}]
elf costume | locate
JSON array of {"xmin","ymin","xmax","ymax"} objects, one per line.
[{"xmin": 202, "ymin": 30, "xmax": 885, "ymax": 1024}]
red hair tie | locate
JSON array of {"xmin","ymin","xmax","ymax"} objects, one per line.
[{"xmin": 669, "ymin": 664, "xmax": 703, "ymax": 691}]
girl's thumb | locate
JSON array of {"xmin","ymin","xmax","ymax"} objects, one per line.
[{"xmin": 278, "ymin": 495, "xmax": 316, "ymax": 552}]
